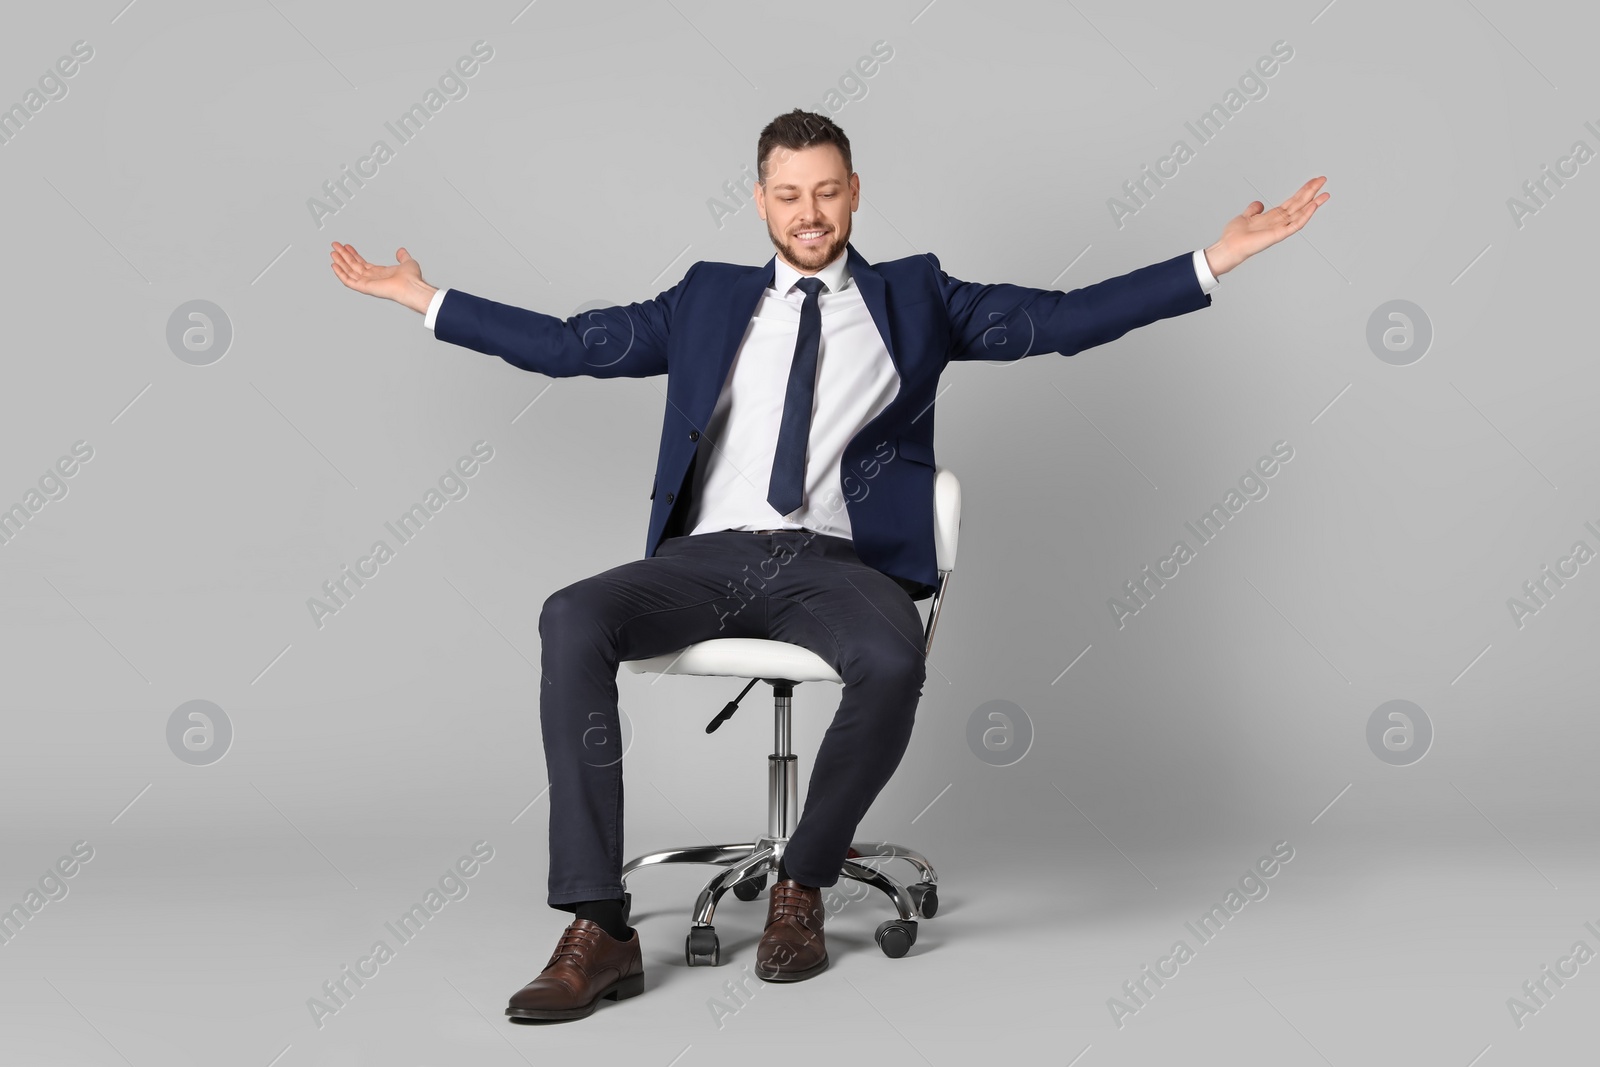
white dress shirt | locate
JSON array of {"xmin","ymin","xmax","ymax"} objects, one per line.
[{"xmin": 424, "ymin": 249, "xmax": 1219, "ymax": 541}]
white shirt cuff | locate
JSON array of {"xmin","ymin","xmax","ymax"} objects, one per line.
[
  {"xmin": 1192, "ymin": 249, "xmax": 1219, "ymax": 294},
  {"xmin": 423, "ymin": 287, "xmax": 449, "ymax": 331}
]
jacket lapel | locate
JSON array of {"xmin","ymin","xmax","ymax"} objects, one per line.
[
  {"xmin": 845, "ymin": 243, "xmax": 900, "ymax": 374},
  {"xmin": 702, "ymin": 257, "xmax": 774, "ymax": 424}
]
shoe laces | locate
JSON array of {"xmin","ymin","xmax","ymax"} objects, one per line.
[
  {"xmin": 769, "ymin": 882, "xmax": 821, "ymax": 927},
  {"xmin": 546, "ymin": 921, "xmax": 602, "ymax": 968}
]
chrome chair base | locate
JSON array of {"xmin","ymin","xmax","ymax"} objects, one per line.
[
  {"xmin": 621, "ymin": 834, "xmax": 939, "ymax": 929},
  {"xmin": 622, "ymin": 829, "xmax": 939, "ymax": 965}
]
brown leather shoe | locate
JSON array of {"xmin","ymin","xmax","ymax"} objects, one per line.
[
  {"xmin": 755, "ymin": 879, "xmax": 828, "ymax": 982},
  {"xmin": 505, "ymin": 919, "xmax": 644, "ymax": 1021}
]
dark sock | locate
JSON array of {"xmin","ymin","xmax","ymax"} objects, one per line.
[
  {"xmin": 573, "ymin": 897, "xmax": 633, "ymax": 942},
  {"xmin": 776, "ymin": 858, "xmax": 815, "ymax": 889}
]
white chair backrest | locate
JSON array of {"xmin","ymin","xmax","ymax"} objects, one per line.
[{"xmin": 933, "ymin": 467, "xmax": 961, "ymax": 574}]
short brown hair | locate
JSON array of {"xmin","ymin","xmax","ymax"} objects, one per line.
[{"xmin": 756, "ymin": 109, "xmax": 852, "ymax": 183}]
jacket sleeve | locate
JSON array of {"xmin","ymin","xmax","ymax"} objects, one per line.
[
  {"xmin": 934, "ymin": 251, "xmax": 1211, "ymax": 364},
  {"xmin": 431, "ymin": 262, "xmax": 698, "ymax": 379}
]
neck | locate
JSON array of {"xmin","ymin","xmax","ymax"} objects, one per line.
[{"xmin": 777, "ymin": 245, "xmax": 846, "ymax": 277}]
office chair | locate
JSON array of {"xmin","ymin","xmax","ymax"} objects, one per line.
[{"xmin": 619, "ymin": 467, "xmax": 961, "ymax": 967}]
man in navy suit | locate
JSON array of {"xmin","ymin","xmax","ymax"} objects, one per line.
[{"xmin": 332, "ymin": 108, "xmax": 1328, "ymax": 1021}]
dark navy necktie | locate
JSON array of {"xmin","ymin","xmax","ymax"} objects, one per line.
[{"xmin": 766, "ymin": 275, "xmax": 827, "ymax": 516}]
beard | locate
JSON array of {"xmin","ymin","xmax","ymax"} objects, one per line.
[{"xmin": 767, "ymin": 214, "xmax": 851, "ymax": 273}]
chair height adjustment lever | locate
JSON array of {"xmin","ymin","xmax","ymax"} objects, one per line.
[{"xmin": 706, "ymin": 677, "xmax": 762, "ymax": 733}]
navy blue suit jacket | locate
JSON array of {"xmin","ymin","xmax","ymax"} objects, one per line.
[{"xmin": 432, "ymin": 242, "xmax": 1212, "ymax": 600}]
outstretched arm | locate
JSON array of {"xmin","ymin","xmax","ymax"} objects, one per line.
[
  {"xmin": 330, "ymin": 242, "xmax": 679, "ymax": 379},
  {"xmin": 943, "ymin": 176, "xmax": 1330, "ymax": 363}
]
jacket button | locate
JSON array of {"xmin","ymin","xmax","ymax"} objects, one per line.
[
  {"xmin": 665, "ymin": 491, "xmax": 675, "ymax": 503},
  {"xmin": 688, "ymin": 429, "xmax": 699, "ymax": 441}
]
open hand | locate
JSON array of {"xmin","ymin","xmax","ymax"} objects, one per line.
[
  {"xmin": 329, "ymin": 243, "xmax": 437, "ymax": 313},
  {"xmin": 1204, "ymin": 177, "xmax": 1330, "ymax": 276}
]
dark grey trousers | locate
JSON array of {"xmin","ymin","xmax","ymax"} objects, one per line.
[{"xmin": 536, "ymin": 528, "xmax": 928, "ymax": 909}]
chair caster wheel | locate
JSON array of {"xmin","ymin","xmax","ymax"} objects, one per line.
[
  {"xmin": 908, "ymin": 882, "xmax": 938, "ymax": 919},
  {"xmin": 732, "ymin": 874, "xmax": 768, "ymax": 901},
  {"xmin": 619, "ymin": 891, "xmax": 632, "ymax": 926},
  {"xmin": 686, "ymin": 925, "xmax": 720, "ymax": 966},
  {"xmin": 874, "ymin": 919, "xmax": 917, "ymax": 958}
]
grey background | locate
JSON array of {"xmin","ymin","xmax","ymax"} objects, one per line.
[{"xmin": 2, "ymin": 0, "xmax": 1596, "ymax": 1064}]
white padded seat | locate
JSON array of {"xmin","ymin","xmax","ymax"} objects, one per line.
[{"xmin": 624, "ymin": 637, "xmax": 842, "ymax": 683}]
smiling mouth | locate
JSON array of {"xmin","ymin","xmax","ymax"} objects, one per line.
[{"xmin": 793, "ymin": 229, "xmax": 829, "ymax": 242}]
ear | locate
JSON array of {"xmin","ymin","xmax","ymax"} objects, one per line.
[
  {"xmin": 754, "ymin": 178, "xmax": 768, "ymax": 221},
  {"xmin": 849, "ymin": 172, "xmax": 860, "ymax": 211}
]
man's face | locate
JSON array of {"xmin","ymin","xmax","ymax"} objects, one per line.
[{"xmin": 754, "ymin": 143, "xmax": 859, "ymax": 274}]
